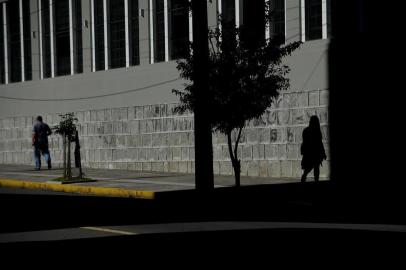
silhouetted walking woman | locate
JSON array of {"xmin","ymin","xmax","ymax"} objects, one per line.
[{"xmin": 300, "ymin": 115, "xmax": 327, "ymax": 182}]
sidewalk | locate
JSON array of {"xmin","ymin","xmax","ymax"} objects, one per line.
[{"xmin": 0, "ymin": 164, "xmax": 300, "ymax": 199}]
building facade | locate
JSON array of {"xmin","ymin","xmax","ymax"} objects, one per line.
[{"xmin": 0, "ymin": 0, "xmax": 330, "ymax": 179}]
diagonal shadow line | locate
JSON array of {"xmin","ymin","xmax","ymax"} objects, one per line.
[{"xmin": 300, "ymin": 50, "xmax": 327, "ymax": 90}]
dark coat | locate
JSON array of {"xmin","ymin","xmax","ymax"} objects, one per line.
[
  {"xmin": 300, "ymin": 127, "xmax": 326, "ymax": 169},
  {"xmin": 32, "ymin": 122, "xmax": 52, "ymax": 149}
]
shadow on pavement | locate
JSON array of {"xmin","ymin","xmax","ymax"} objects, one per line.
[
  {"xmin": 1, "ymin": 226, "xmax": 405, "ymax": 266},
  {"xmin": 1, "ymin": 181, "xmax": 405, "ymax": 234}
]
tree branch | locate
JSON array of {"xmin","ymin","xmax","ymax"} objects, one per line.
[
  {"xmin": 233, "ymin": 127, "xmax": 243, "ymax": 160},
  {"xmin": 227, "ymin": 130, "xmax": 235, "ymax": 164}
]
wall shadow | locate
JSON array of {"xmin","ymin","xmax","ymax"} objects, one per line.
[{"xmin": 328, "ymin": 0, "xmax": 405, "ymax": 202}]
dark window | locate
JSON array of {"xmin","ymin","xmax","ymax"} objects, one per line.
[
  {"xmin": 129, "ymin": 0, "xmax": 139, "ymax": 65},
  {"xmin": 221, "ymin": 0, "xmax": 235, "ymax": 25},
  {"xmin": 154, "ymin": 0, "xmax": 165, "ymax": 62},
  {"xmin": 94, "ymin": 0, "xmax": 105, "ymax": 70},
  {"xmin": 109, "ymin": 0, "xmax": 125, "ymax": 68},
  {"xmin": 0, "ymin": 8, "xmax": 4, "ymax": 84},
  {"xmin": 221, "ymin": 0, "xmax": 237, "ymax": 50},
  {"xmin": 8, "ymin": 0, "xmax": 22, "ymax": 83},
  {"xmin": 168, "ymin": 0, "xmax": 188, "ymax": 60},
  {"xmin": 305, "ymin": 0, "xmax": 322, "ymax": 40},
  {"xmin": 41, "ymin": 0, "xmax": 51, "ymax": 78},
  {"xmin": 241, "ymin": 0, "xmax": 265, "ymax": 49},
  {"xmin": 23, "ymin": 0, "xmax": 32, "ymax": 81},
  {"xmin": 269, "ymin": 0, "xmax": 285, "ymax": 45},
  {"xmin": 55, "ymin": 0, "xmax": 70, "ymax": 76},
  {"xmin": 74, "ymin": 0, "xmax": 83, "ymax": 73}
]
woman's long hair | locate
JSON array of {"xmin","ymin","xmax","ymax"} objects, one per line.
[{"xmin": 309, "ymin": 115, "xmax": 322, "ymax": 140}]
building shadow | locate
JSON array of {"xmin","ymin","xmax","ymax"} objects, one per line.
[{"xmin": 328, "ymin": 0, "xmax": 405, "ymax": 205}]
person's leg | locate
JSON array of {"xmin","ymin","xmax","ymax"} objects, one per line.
[
  {"xmin": 301, "ymin": 167, "xmax": 312, "ymax": 182},
  {"xmin": 42, "ymin": 147, "xmax": 52, "ymax": 169},
  {"xmin": 34, "ymin": 147, "xmax": 41, "ymax": 170},
  {"xmin": 314, "ymin": 165, "xmax": 320, "ymax": 182}
]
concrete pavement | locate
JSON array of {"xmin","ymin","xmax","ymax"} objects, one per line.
[{"xmin": 0, "ymin": 164, "xmax": 302, "ymax": 198}]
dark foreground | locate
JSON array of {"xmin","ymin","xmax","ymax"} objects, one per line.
[
  {"xmin": 0, "ymin": 181, "xmax": 405, "ymax": 265},
  {"xmin": 1, "ymin": 225, "xmax": 404, "ymax": 267},
  {"xmin": 1, "ymin": 181, "xmax": 405, "ymax": 233}
]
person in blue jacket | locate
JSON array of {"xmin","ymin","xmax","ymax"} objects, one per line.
[{"xmin": 32, "ymin": 116, "xmax": 52, "ymax": 170}]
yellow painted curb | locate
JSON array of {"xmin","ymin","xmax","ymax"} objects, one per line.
[{"xmin": 0, "ymin": 178, "xmax": 155, "ymax": 200}]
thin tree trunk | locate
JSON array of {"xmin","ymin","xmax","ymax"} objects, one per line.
[
  {"xmin": 227, "ymin": 129, "xmax": 242, "ymax": 187},
  {"xmin": 78, "ymin": 159, "xmax": 83, "ymax": 179},
  {"xmin": 234, "ymin": 161, "xmax": 241, "ymax": 187},
  {"xmin": 234, "ymin": 128, "xmax": 242, "ymax": 187},
  {"xmin": 76, "ymin": 131, "xmax": 83, "ymax": 179},
  {"xmin": 67, "ymin": 136, "xmax": 72, "ymax": 180},
  {"xmin": 63, "ymin": 134, "xmax": 66, "ymax": 179}
]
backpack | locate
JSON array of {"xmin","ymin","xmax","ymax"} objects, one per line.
[{"xmin": 35, "ymin": 123, "xmax": 48, "ymax": 147}]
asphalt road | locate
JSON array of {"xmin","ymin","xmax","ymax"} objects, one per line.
[
  {"xmin": 1, "ymin": 221, "xmax": 405, "ymax": 243},
  {"xmin": 1, "ymin": 222, "xmax": 404, "ymax": 267},
  {"xmin": 0, "ymin": 185, "xmax": 335, "ymax": 234},
  {"xmin": 2, "ymin": 183, "xmax": 406, "ymax": 230},
  {"xmin": 1, "ymin": 186, "xmax": 405, "ymax": 266}
]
